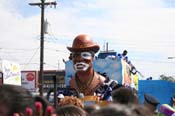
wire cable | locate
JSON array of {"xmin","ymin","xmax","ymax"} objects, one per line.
[{"xmin": 22, "ymin": 47, "xmax": 40, "ymax": 69}]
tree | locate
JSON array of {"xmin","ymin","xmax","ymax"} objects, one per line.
[{"xmin": 159, "ymin": 74, "xmax": 175, "ymax": 82}]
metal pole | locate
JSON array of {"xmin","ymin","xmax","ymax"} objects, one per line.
[
  {"xmin": 29, "ymin": 0, "xmax": 57, "ymax": 96},
  {"xmin": 53, "ymin": 75, "xmax": 57, "ymax": 108},
  {"xmin": 39, "ymin": 0, "xmax": 45, "ymax": 96}
]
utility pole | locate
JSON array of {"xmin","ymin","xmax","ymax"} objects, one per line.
[{"xmin": 29, "ymin": 0, "xmax": 57, "ymax": 96}]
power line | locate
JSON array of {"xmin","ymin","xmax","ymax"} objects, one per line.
[
  {"xmin": 0, "ymin": 47, "xmax": 39, "ymax": 51},
  {"xmin": 23, "ymin": 47, "xmax": 40, "ymax": 70}
]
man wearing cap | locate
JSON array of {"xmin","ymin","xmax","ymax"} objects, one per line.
[
  {"xmin": 67, "ymin": 34, "xmax": 106, "ymax": 96},
  {"xmin": 143, "ymin": 93, "xmax": 160, "ymax": 115}
]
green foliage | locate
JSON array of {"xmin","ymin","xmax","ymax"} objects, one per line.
[{"xmin": 159, "ymin": 74, "xmax": 175, "ymax": 82}]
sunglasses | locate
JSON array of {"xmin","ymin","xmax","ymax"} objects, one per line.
[{"xmin": 72, "ymin": 51, "xmax": 94, "ymax": 60}]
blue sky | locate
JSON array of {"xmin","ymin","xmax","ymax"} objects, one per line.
[{"xmin": 0, "ymin": 0, "xmax": 175, "ymax": 79}]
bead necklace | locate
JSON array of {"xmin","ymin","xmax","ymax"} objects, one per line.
[{"xmin": 75, "ymin": 71, "xmax": 94, "ymax": 94}]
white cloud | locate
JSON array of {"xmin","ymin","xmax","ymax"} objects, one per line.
[
  {"xmin": 0, "ymin": 0, "xmax": 175, "ymax": 78},
  {"xmin": 0, "ymin": 0, "xmax": 69, "ymax": 71}
]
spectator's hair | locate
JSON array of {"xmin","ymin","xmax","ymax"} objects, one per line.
[
  {"xmin": 131, "ymin": 104, "xmax": 152, "ymax": 116},
  {"xmin": 111, "ymin": 87, "xmax": 138, "ymax": 105},
  {"xmin": 90, "ymin": 104, "xmax": 151, "ymax": 116},
  {"xmin": 56, "ymin": 105, "xmax": 88, "ymax": 116},
  {"xmin": 0, "ymin": 84, "xmax": 34, "ymax": 116},
  {"xmin": 58, "ymin": 96, "xmax": 84, "ymax": 108},
  {"xmin": 84, "ymin": 104, "xmax": 100, "ymax": 114},
  {"xmin": 90, "ymin": 104, "xmax": 135, "ymax": 116}
]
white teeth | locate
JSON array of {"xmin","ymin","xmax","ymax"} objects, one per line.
[
  {"xmin": 77, "ymin": 65, "xmax": 84, "ymax": 68},
  {"xmin": 74, "ymin": 62, "xmax": 89, "ymax": 71}
]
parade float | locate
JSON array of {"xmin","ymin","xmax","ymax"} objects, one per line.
[{"xmin": 62, "ymin": 50, "xmax": 140, "ymax": 106}]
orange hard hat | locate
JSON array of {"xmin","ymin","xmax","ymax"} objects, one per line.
[{"xmin": 67, "ymin": 34, "xmax": 100, "ymax": 53}]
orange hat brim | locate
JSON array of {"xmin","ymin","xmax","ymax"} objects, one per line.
[{"xmin": 67, "ymin": 45, "xmax": 100, "ymax": 53}]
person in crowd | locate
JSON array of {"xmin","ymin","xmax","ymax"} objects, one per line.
[
  {"xmin": 67, "ymin": 34, "xmax": 107, "ymax": 95},
  {"xmin": 56, "ymin": 105, "xmax": 88, "ymax": 116},
  {"xmin": 13, "ymin": 104, "xmax": 56, "ymax": 116},
  {"xmin": 170, "ymin": 94, "xmax": 175, "ymax": 109},
  {"xmin": 90, "ymin": 103, "xmax": 152, "ymax": 116},
  {"xmin": 0, "ymin": 84, "xmax": 56, "ymax": 116},
  {"xmin": 111, "ymin": 86, "xmax": 138, "ymax": 105},
  {"xmin": 34, "ymin": 95, "xmax": 53, "ymax": 116},
  {"xmin": 0, "ymin": 76, "xmax": 2, "ymax": 85},
  {"xmin": 0, "ymin": 84, "xmax": 35, "ymax": 116},
  {"xmin": 84, "ymin": 104, "xmax": 100, "ymax": 114},
  {"xmin": 57, "ymin": 93, "xmax": 64, "ymax": 104},
  {"xmin": 146, "ymin": 76, "xmax": 153, "ymax": 80},
  {"xmin": 118, "ymin": 50, "xmax": 128, "ymax": 61},
  {"xmin": 58, "ymin": 96, "xmax": 84, "ymax": 108},
  {"xmin": 89, "ymin": 104, "xmax": 136, "ymax": 116},
  {"xmin": 131, "ymin": 104, "xmax": 152, "ymax": 116},
  {"xmin": 143, "ymin": 93, "xmax": 160, "ymax": 115}
]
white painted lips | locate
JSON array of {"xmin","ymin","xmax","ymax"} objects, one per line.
[
  {"xmin": 74, "ymin": 62, "xmax": 89, "ymax": 71},
  {"xmin": 76, "ymin": 64, "xmax": 85, "ymax": 69}
]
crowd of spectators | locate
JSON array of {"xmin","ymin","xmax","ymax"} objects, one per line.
[{"xmin": 1, "ymin": 84, "xmax": 171, "ymax": 116}]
